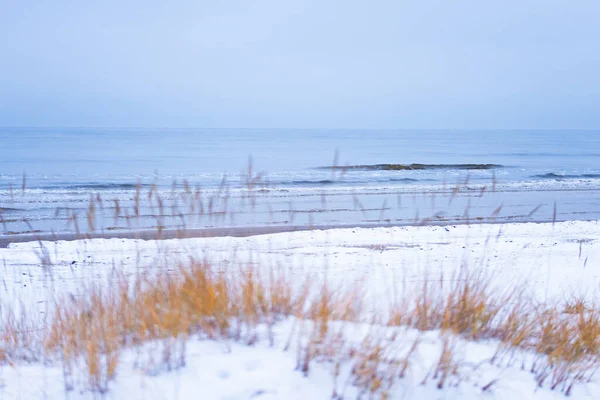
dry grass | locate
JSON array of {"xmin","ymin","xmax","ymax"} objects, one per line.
[
  {"xmin": 383, "ymin": 268, "xmax": 600, "ymax": 396},
  {"xmin": 529, "ymin": 304, "xmax": 600, "ymax": 395},
  {"xmin": 347, "ymin": 336, "xmax": 403, "ymax": 398},
  {"xmin": 0, "ymin": 304, "xmax": 41, "ymax": 364},
  {"xmin": 0, "ymin": 256, "xmax": 584, "ymax": 396},
  {"xmin": 430, "ymin": 335, "xmax": 460, "ymax": 389},
  {"xmin": 389, "ymin": 269, "xmax": 509, "ymax": 341}
]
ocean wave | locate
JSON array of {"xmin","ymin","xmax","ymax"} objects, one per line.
[
  {"xmin": 389, "ymin": 178, "xmax": 420, "ymax": 182},
  {"xmin": 289, "ymin": 180, "xmax": 336, "ymax": 185},
  {"xmin": 532, "ymin": 173, "xmax": 600, "ymax": 180},
  {"xmin": 318, "ymin": 163, "xmax": 503, "ymax": 171},
  {"xmin": 43, "ymin": 182, "xmax": 150, "ymax": 190},
  {"xmin": 0, "ymin": 207, "xmax": 23, "ymax": 213}
]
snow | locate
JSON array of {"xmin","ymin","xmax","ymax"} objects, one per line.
[
  {"xmin": 0, "ymin": 220, "xmax": 599, "ymax": 399},
  {"xmin": 2, "ymin": 320, "xmax": 598, "ymax": 399}
]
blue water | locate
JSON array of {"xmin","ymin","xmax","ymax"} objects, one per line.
[{"xmin": 1, "ymin": 128, "xmax": 599, "ymax": 235}]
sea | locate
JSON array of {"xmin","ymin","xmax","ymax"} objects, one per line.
[{"xmin": 1, "ymin": 128, "xmax": 599, "ymax": 237}]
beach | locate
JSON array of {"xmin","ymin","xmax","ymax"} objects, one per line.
[
  {"xmin": 1, "ymin": 130, "xmax": 600, "ymax": 398},
  {"xmin": 2, "ymin": 219, "xmax": 598, "ymax": 306},
  {"xmin": 0, "ymin": 220, "xmax": 598, "ymax": 398}
]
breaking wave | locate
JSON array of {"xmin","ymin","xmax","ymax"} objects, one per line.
[
  {"xmin": 289, "ymin": 180, "xmax": 336, "ymax": 185},
  {"xmin": 43, "ymin": 182, "xmax": 150, "ymax": 190},
  {"xmin": 532, "ymin": 173, "xmax": 600, "ymax": 180}
]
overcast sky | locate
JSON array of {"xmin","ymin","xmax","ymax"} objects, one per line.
[{"xmin": 1, "ymin": 0, "xmax": 599, "ymax": 129}]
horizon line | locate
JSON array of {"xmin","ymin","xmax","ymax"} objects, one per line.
[{"xmin": 1, "ymin": 126, "xmax": 599, "ymax": 131}]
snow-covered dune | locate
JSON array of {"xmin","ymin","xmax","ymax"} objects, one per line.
[{"xmin": 0, "ymin": 220, "xmax": 599, "ymax": 399}]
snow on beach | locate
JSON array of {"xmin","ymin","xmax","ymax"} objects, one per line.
[
  {"xmin": 0, "ymin": 220, "xmax": 599, "ymax": 399},
  {"xmin": 3, "ymin": 220, "xmax": 599, "ymax": 307}
]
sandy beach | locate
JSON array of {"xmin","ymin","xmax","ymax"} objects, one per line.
[
  {"xmin": 3, "ymin": 219, "xmax": 598, "ymax": 302},
  {"xmin": 0, "ymin": 220, "xmax": 598, "ymax": 398}
]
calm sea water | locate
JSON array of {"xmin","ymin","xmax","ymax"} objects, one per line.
[{"xmin": 1, "ymin": 128, "xmax": 599, "ymax": 236}]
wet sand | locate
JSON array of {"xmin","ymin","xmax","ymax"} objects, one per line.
[
  {"xmin": 0, "ymin": 217, "xmax": 582, "ymax": 248},
  {"xmin": 0, "ymin": 225, "xmax": 313, "ymax": 248}
]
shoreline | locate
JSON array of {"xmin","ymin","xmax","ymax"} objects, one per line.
[{"xmin": 1, "ymin": 217, "xmax": 594, "ymax": 248}]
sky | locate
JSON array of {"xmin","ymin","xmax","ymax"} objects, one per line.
[{"xmin": 1, "ymin": 0, "xmax": 599, "ymax": 129}]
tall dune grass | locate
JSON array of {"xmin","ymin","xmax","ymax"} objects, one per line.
[{"xmin": 0, "ymin": 252, "xmax": 596, "ymax": 396}]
